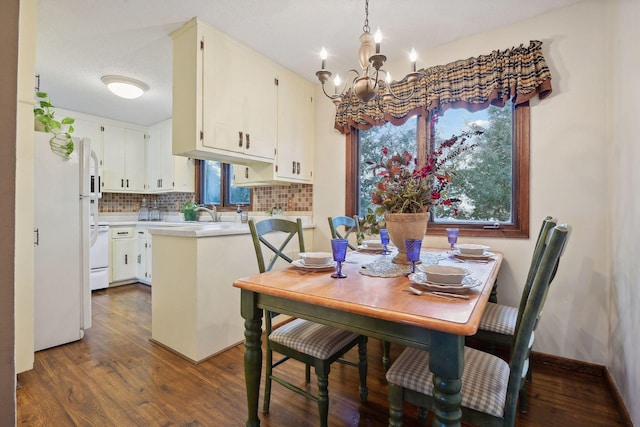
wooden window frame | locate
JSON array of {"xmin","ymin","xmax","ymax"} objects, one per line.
[
  {"xmin": 195, "ymin": 161, "xmax": 253, "ymax": 212},
  {"xmin": 345, "ymin": 102, "xmax": 530, "ymax": 238}
]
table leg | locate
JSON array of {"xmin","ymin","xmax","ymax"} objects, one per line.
[
  {"xmin": 241, "ymin": 290, "xmax": 263, "ymax": 427},
  {"xmin": 429, "ymin": 331, "xmax": 464, "ymax": 427}
]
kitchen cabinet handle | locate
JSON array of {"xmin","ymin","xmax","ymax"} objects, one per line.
[
  {"xmin": 121, "ymin": 178, "xmax": 124, "ymax": 188},
  {"xmin": 238, "ymin": 131, "xmax": 243, "ymax": 148},
  {"xmin": 137, "ymin": 254, "xmax": 142, "ymax": 264},
  {"xmin": 126, "ymin": 179, "xmax": 129, "ymax": 188},
  {"xmin": 125, "ymin": 254, "xmax": 128, "ymax": 265},
  {"xmin": 292, "ymin": 161, "xmax": 296, "ymax": 174},
  {"xmin": 244, "ymin": 167, "xmax": 249, "ymax": 179},
  {"xmin": 245, "ymin": 134, "xmax": 250, "ymax": 149},
  {"xmin": 296, "ymin": 162, "xmax": 301, "ymax": 175},
  {"xmin": 34, "ymin": 228, "xmax": 39, "ymax": 246}
]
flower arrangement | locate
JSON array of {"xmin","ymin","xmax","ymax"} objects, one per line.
[{"xmin": 368, "ymin": 129, "xmax": 481, "ymax": 215}]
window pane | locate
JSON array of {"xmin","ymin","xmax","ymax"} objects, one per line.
[
  {"xmin": 228, "ymin": 164, "xmax": 250, "ymax": 206},
  {"xmin": 202, "ymin": 160, "xmax": 221, "ymax": 205},
  {"xmin": 431, "ymin": 102, "xmax": 513, "ymax": 223},
  {"xmin": 358, "ymin": 117, "xmax": 417, "ymax": 216}
]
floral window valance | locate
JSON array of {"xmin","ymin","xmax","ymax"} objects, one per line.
[{"xmin": 334, "ymin": 40, "xmax": 553, "ymax": 134}]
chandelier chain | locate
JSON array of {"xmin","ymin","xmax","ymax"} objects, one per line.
[{"xmin": 362, "ymin": 0, "xmax": 370, "ymax": 33}]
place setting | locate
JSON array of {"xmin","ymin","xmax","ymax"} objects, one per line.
[
  {"xmin": 291, "ymin": 251, "xmax": 337, "ymax": 272},
  {"xmin": 407, "ymin": 264, "xmax": 482, "ymax": 295}
]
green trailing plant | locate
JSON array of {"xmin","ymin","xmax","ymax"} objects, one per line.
[{"xmin": 34, "ymin": 91, "xmax": 75, "ymax": 159}]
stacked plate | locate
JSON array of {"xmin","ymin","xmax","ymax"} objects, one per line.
[
  {"xmin": 293, "ymin": 252, "xmax": 336, "ymax": 271},
  {"xmin": 453, "ymin": 244, "xmax": 495, "ymax": 261},
  {"xmin": 358, "ymin": 239, "xmax": 384, "ymax": 252},
  {"xmin": 408, "ymin": 264, "xmax": 482, "ymax": 293}
]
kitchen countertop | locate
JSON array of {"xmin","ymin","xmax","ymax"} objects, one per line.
[
  {"xmin": 148, "ymin": 221, "xmax": 315, "ymax": 238},
  {"xmin": 99, "ymin": 214, "xmax": 315, "ymax": 238}
]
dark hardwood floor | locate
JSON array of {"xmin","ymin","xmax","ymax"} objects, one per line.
[{"xmin": 17, "ymin": 284, "xmax": 626, "ymax": 426}]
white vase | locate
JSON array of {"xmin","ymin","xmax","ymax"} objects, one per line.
[{"xmin": 384, "ymin": 212, "xmax": 428, "ymax": 264}]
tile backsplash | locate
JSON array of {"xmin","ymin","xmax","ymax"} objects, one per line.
[{"xmin": 98, "ymin": 183, "xmax": 313, "ymax": 214}]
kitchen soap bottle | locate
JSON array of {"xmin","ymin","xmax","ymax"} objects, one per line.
[
  {"xmin": 150, "ymin": 200, "xmax": 161, "ymax": 221},
  {"xmin": 138, "ymin": 198, "xmax": 149, "ymax": 221}
]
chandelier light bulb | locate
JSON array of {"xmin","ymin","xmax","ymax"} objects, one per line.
[
  {"xmin": 375, "ymin": 28, "xmax": 382, "ymax": 53},
  {"xmin": 409, "ymin": 48, "xmax": 418, "ymax": 72},
  {"xmin": 320, "ymin": 47, "xmax": 328, "ymax": 69}
]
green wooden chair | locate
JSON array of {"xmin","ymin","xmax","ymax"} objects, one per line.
[
  {"xmin": 471, "ymin": 216, "xmax": 558, "ymax": 412},
  {"xmin": 328, "ymin": 215, "xmax": 361, "ymax": 251},
  {"xmin": 248, "ymin": 218, "xmax": 368, "ymax": 427},
  {"xmin": 386, "ymin": 224, "xmax": 570, "ymax": 427}
]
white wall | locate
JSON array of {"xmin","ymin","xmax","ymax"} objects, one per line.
[
  {"xmin": 314, "ymin": 0, "xmax": 611, "ymax": 367},
  {"xmin": 610, "ymin": 0, "xmax": 640, "ymax": 424},
  {"xmin": 315, "ymin": 0, "xmax": 639, "ymax": 422}
]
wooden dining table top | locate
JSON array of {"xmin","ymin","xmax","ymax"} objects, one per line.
[{"xmin": 233, "ymin": 248, "xmax": 503, "ymax": 336}]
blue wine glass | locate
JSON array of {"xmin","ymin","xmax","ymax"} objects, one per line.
[
  {"xmin": 404, "ymin": 238, "xmax": 423, "ymax": 275},
  {"xmin": 446, "ymin": 228, "xmax": 460, "ymax": 252},
  {"xmin": 379, "ymin": 228, "xmax": 390, "ymax": 255},
  {"xmin": 331, "ymin": 238, "xmax": 348, "ymax": 279}
]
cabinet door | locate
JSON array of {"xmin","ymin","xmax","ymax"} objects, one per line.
[
  {"xmin": 201, "ymin": 26, "xmax": 276, "ymax": 161},
  {"xmin": 173, "ymin": 156, "xmax": 195, "ymax": 192},
  {"xmin": 146, "ymin": 235, "xmax": 153, "ymax": 283},
  {"xmin": 102, "ymin": 125, "xmax": 126, "ymax": 191},
  {"xmin": 112, "ymin": 238, "xmax": 137, "ymax": 281},
  {"xmin": 147, "ymin": 119, "xmax": 174, "ymax": 192},
  {"xmin": 136, "ymin": 230, "xmax": 147, "ymax": 281},
  {"xmin": 72, "ymin": 118, "xmax": 103, "ymax": 165},
  {"xmin": 276, "ymin": 71, "xmax": 315, "ymax": 182},
  {"xmin": 125, "ymin": 129, "xmax": 146, "ymax": 192}
]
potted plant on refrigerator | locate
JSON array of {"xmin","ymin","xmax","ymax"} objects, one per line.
[{"xmin": 34, "ymin": 91, "xmax": 75, "ymax": 159}]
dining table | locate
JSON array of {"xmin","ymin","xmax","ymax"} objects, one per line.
[{"xmin": 233, "ymin": 247, "xmax": 503, "ymax": 427}]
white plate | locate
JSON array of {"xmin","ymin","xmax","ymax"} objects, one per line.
[
  {"xmin": 292, "ymin": 259, "xmax": 337, "ymax": 271},
  {"xmin": 453, "ymin": 250, "xmax": 496, "ymax": 260},
  {"xmin": 408, "ymin": 273, "xmax": 482, "ymax": 293}
]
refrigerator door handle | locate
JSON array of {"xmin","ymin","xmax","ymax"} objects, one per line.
[{"xmin": 89, "ymin": 201, "xmax": 98, "ymax": 246}]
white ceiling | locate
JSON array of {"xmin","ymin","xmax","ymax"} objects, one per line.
[{"xmin": 35, "ymin": 0, "xmax": 585, "ymax": 127}]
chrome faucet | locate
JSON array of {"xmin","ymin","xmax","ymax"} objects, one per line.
[{"xmin": 194, "ymin": 206, "xmax": 218, "ymax": 222}]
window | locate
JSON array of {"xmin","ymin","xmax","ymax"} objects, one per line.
[
  {"xmin": 347, "ymin": 102, "xmax": 530, "ymax": 238},
  {"xmin": 198, "ymin": 161, "xmax": 251, "ymax": 210}
]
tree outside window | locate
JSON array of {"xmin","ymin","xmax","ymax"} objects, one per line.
[
  {"xmin": 353, "ymin": 101, "xmax": 529, "ymax": 237},
  {"xmin": 200, "ymin": 161, "xmax": 251, "ymax": 209}
]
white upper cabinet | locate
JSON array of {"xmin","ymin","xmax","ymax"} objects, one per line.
[
  {"xmin": 102, "ymin": 125, "xmax": 146, "ymax": 192},
  {"xmin": 147, "ymin": 118, "xmax": 195, "ymax": 193},
  {"xmin": 171, "ymin": 18, "xmax": 277, "ymax": 165},
  {"xmin": 147, "ymin": 119, "xmax": 174, "ymax": 192},
  {"xmin": 234, "ymin": 67, "xmax": 315, "ymax": 186}
]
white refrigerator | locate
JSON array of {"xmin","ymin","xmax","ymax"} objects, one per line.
[{"xmin": 33, "ymin": 131, "xmax": 99, "ymax": 351}]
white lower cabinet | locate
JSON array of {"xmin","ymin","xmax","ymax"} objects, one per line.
[
  {"xmin": 110, "ymin": 226, "xmax": 137, "ymax": 283},
  {"xmin": 136, "ymin": 228, "xmax": 152, "ymax": 284}
]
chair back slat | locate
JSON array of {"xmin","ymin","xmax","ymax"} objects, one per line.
[
  {"xmin": 328, "ymin": 216, "xmax": 360, "ymax": 250},
  {"xmin": 511, "ymin": 217, "xmax": 558, "ymax": 344},
  {"xmin": 504, "ymin": 224, "xmax": 570, "ymax": 424},
  {"xmin": 249, "ymin": 218, "xmax": 306, "ymax": 273}
]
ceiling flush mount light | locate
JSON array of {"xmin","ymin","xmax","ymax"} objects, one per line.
[
  {"xmin": 101, "ymin": 75, "xmax": 149, "ymax": 99},
  {"xmin": 316, "ymin": 0, "xmax": 421, "ymax": 105}
]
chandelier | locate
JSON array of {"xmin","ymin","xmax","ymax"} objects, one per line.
[{"xmin": 315, "ymin": 0, "xmax": 421, "ymax": 106}]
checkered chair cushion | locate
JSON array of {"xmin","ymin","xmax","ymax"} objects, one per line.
[
  {"xmin": 479, "ymin": 302, "xmax": 518, "ymax": 335},
  {"xmin": 269, "ymin": 318, "xmax": 359, "ymax": 360},
  {"xmin": 386, "ymin": 346, "xmax": 509, "ymax": 418}
]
